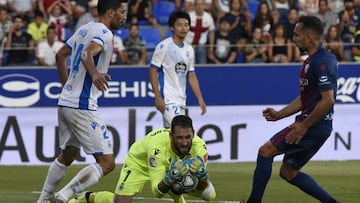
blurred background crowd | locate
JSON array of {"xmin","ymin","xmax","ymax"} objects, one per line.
[{"xmin": 0, "ymin": 0, "xmax": 360, "ymax": 66}]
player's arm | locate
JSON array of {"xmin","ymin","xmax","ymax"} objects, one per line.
[
  {"xmin": 81, "ymin": 41, "xmax": 111, "ymax": 91},
  {"xmin": 149, "ymin": 66, "xmax": 165, "ymax": 112},
  {"xmin": 263, "ymin": 96, "xmax": 302, "ymax": 121},
  {"xmin": 55, "ymin": 45, "xmax": 71, "ymax": 86},
  {"xmin": 188, "ymin": 71, "xmax": 206, "ymax": 115}
]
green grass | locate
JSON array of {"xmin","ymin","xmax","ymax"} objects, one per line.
[{"xmin": 0, "ymin": 161, "xmax": 359, "ymax": 203}]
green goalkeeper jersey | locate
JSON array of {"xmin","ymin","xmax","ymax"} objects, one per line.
[{"xmin": 123, "ymin": 128, "xmax": 208, "ymax": 195}]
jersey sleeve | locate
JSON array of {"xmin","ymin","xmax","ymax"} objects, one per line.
[
  {"xmin": 150, "ymin": 40, "xmax": 167, "ymax": 68},
  {"xmin": 313, "ymin": 53, "xmax": 338, "ymax": 92}
]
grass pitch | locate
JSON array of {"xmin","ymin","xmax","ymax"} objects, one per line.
[{"xmin": 0, "ymin": 161, "xmax": 359, "ymax": 203}]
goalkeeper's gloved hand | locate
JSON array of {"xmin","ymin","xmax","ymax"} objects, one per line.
[
  {"xmin": 187, "ymin": 155, "xmax": 208, "ymax": 181},
  {"xmin": 163, "ymin": 158, "xmax": 189, "ymax": 186}
]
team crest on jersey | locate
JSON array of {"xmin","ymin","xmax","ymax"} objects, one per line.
[
  {"xmin": 149, "ymin": 156, "xmax": 157, "ymax": 167},
  {"xmin": 175, "ymin": 62, "xmax": 187, "ymax": 73},
  {"xmin": 78, "ymin": 29, "xmax": 87, "ymax": 38}
]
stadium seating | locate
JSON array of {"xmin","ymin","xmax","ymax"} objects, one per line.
[
  {"xmin": 153, "ymin": 1, "xmax": 176, "ymax": 25},
  {"xmin": 114, "ymin": 28, "xmax": 129, "ymax": 39},
  {"xmin": 139, "ymin": 27, "xmax": 161, "ymax": 51},
  {"xmin": 248, "ymin": 1, "xmax": 260, "ymax": 21}
]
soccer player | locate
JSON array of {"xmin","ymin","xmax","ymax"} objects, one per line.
[
  {"xmin": 241, "ymin": 16, "xmax": 341, "ymax": 203},
  {"xmin": 70, "ymin": 115, "xmax": 216, "ymax": 203},
  {"xmin": 36, "ymin": 0, "xmax": 128, "ymax": 202},
  {"xmin": 149, "ymin": 10, "xmax": 207, "ymax": 128}
]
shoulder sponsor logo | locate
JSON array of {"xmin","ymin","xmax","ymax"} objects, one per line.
[
  {"xmin": 149, "ymin": 156, "xmax": 157, "ymax": 167},
  {"xmin": 319, "ymin": 76, "xmax": 328, "ymax": 83},
  {"xmin": 0, "ymin": 74, "xmax": 40, "ymax": 107}
]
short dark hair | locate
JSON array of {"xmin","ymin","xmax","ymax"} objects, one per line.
[
  {"xmin": 168, "ymin": 10, "xmax": 191, "ymax": 28},
  {"xmin": 97, "ymin": 0, "xmax": 128, "ymax": 16},
  {"xmin": 171, "ymin": 115, "xmax": 194, "ymax": 133},
  {"xmin": 297, "ymin": 15, "xmax": 323, "ymax": 36}
]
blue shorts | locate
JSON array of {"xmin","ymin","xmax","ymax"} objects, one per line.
[{"xmin": 270, "ymin": 123, "xmax": 332, "ymax": 170}]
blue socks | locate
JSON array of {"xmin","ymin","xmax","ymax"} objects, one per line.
[
  {"xmin": 248, "ymin": 155, "xmax": 273, "ymax": 202},
  {"xmin": 289, "ymin": 172, "xmax": 336, "ymax": 202}
]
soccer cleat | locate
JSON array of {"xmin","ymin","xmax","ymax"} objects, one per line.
[
  {"xmin": 69, "ymin": 191, "xmax": 94, "ymax": 203},
  {"xmin": 46, "ymin": 196, "xmax": 66, "ymax": 203}
]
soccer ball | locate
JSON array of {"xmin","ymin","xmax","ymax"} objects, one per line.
[{"xmin": 170, "ymin": 171, "xmax": 199, "ymax": 195}]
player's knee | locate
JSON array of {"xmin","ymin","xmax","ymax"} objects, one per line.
[{"xmin": 258, "ymin": 141, "xmax": 278, "ymax": 158}]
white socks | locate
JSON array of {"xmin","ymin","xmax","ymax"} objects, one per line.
[
  {"xmin": 57, "ymin": 163, "xmax": 103, "ymax": 201},
  {"xmin": 37, "ymin": 159, "xmax": 67, "ymax": 203}
]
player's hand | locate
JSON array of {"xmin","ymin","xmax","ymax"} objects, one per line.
[
  {"xmin": 286, "ymin": 122, "xmax": 307, "ymax": 145},
  {"xmin": 163, "ymin": 159, "xmax": 188, "ymax": 186},
  {"xmin": 155, "ymin": 96, "xmax": 165, "ymax": 112},
  {"xmin": 92, "ymin": 72, "xmax": 111, "ymax": 91},
  {"xmin": 262, "ymin": 107, "xmax": 280, "ymax": 121},
  {"xmin": 199, "ymin": 99, "xmax": 206, "ymax": 115},
  {"xmin": 186, "ymin": 155, "xmax": 208, "ymax": 181}
]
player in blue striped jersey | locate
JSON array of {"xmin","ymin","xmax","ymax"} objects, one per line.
[{"xmin": 37, "ymin": 0, "xmax": 128, "ymax": 202}]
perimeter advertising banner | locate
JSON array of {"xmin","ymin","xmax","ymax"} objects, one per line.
[
  {"xmin": 0, "ymin": 105, "xmax": 357, "ymax": 165},
  {"xmin": 0, "ymin": 64, "xmax": 359, "ymax": 165},
  {"xmin": 1, "ymin": 64, "xmax": 360, "ymax": 108}
]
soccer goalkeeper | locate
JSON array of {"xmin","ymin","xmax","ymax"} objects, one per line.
[{"xmin": 69, "ymin": 115, "xmax": 216, "ymax": 203}]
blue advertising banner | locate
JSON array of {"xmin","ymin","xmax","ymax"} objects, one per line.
[{"xmin": 0, "ymin": 64, "xmax": 359, "ymax": 107}]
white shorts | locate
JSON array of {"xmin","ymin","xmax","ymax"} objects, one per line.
[
  {"xmin": 162, "ymin": 104, "xmax": 186, "ymax": 128},
  {"xmin": 58, "ymin": 107, "xmax": 113, "ymax": 155}
]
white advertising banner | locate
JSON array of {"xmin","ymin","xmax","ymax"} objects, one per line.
[{"xmin": 0, "ymin": 104, "xmax": 358, "ymax": 165}]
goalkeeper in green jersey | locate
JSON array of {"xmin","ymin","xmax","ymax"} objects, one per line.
[{"xmin": 69, "ymin": 115, "xmax": 216, "ymax": 203}]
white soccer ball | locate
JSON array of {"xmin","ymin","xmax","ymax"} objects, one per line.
[{"xmin": 170, "ymin": 171, "xmax": 199, "ymax": 195}]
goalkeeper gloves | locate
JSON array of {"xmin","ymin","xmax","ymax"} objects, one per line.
[
  {"xmin": 163, "ymin": 158, "xmax": 189, "ymax": 186},
  {"xmin": 187, "ymin": 155, "xmax": 208, "ymax": 181}
]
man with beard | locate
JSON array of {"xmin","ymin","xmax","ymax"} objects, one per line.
[
  {"xmin": 241, "ymin": 16, "xmax": 340, "ymax": 203},
  {"xmin": 37, "ymin": 0, "xmax": 128, "ymax": 202},
  {"xmin": 73, "ymin": 115, "xmax": 216, "ymax": 203}
]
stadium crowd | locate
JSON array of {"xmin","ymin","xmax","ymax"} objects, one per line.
[{"xmin": 0, "ymin": 0, "xmax": 359, "ymax": 66}]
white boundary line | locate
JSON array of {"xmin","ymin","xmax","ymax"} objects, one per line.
[{"xmin": 30, "ymin": 191, "xmax": 239, "ymax": 203}]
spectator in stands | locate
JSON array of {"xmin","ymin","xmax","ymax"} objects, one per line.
[
  {"xmin": 5, "ymin": 15, "xmax": 35, "ymax": 66},
  {"xmin": 0, "ymin": 6, "xmax": 11, "ymax": 65},
  {"xmin": 7, "ymin": 0, "xmax": 36, "ymax": 26},
  {"xmin": 27, "ymin": 10, "xmax": 48, "ymax": 43},
  {"xmin": 315, "ymin": 0, "xmax": 338, "ymax": 35},
  {"xmin": 123, "ymin": 24, "xmax": 147, "ymax": 65},
  {"xmin": 223, "ymin": 0, "xmax": 251, "ymax": 52},
  {"xmin": 184, "ymin": 0, "xmax": 212, "ymax": 13},
  {"xmin": 253, "ymin": 1, "xmax": 274, "ymax": 43},
  {"xmin": 297, "ymin": 0, "xmax": 319, "ymax": 16},
  {"xmin": 268, "ymin": 23, "xmax": 293, "ymax": 63},
  {"xmin": 328, "ymin": 0, "xmax": 343, "ymax": 13},
  {"xmin": 338, "ymin": 0, "xmax": 360, "ymax": 44},
  {"xmin": 324, "ymin": 24, "xmax": 344, "ymax": 62},
  {"xmin": 185, "ymin": 0, "xmax": 215, "ymax": 64},
  {"xmin": 270, "ymin": 0, "xmax": 296, "ymax": 24},
  {"xmin": 38, "ymin": 0, "xmax": 72, "ymax": 21},
  {"xmin": 0, "ymin": 6, "xmax": 12, "ymax": 46},
  {"xmin": 207, "ymin": 16, "xmax": 237, "ymax": 64},
  {"xmin": 352, "ymin": 27, "xmax": 360, "ymax": 62},
  {"xmin": 36, "ymin": 25, "xmax": 64, "ymax": 66},
  {"xmin": 127, "ymin": 0, "xmax": 158, "ymax": 27},
  {"xmin": 213, "ymin": 0, "xmax": 248, "ymax": 23},
  {"xmin": 75, "ymin": 0, "xmax": 98, "ymax": 31},
  {"xmin": 47, "ymin": 0, "xmax": 73, "ymax": 42},
  {"xmin": 244, "ymin": 26, "xmax": 268, "ymax": 63},
  {"xmin": 285, "ymin": 7, "xmax": 299, "ymax": 40},
  {"xmin": 111, "ymin": 34, "xmax": 126, "ymax": 65}
]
